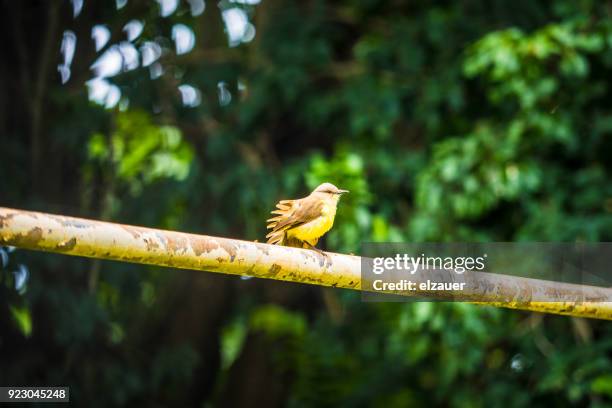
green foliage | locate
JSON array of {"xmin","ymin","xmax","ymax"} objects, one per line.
[
  {"xmin": 250, "ymin": 304, "xmax": 307, "ymax": 338},
  {"xmin": 9, "ymin": 305, "xmax": 32, "ymax": 338},
  {"xmin": 220, "ymin": 318, "xmax": 247, "ymax": 370},
  {"xmin": 88, "ymin": 110, "xmax": 194, "ymax": 194},
  {"xmin": 592, "ymin": 375, "xmax": 612, "ymax": 398}
]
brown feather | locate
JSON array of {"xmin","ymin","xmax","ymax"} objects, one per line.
[
  {"xmin": 276, "ymin": 200, "xmax": 294, "ymax": 209},
  {"xmin": 272, "ymin": 199, "xmax": 323, "ymax": 231},
  {"xmin": 265, "ymin": 197, "xmax": 325, "ymax": 245}
]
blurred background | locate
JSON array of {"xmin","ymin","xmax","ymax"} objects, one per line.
[{"xmin": 1, "ymin": 0, "xmax": 612, "ymax": 406}]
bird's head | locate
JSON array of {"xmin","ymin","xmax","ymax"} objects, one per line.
[{"xmin": 312, "ymin": 183, "xmax": 349, "ymax": 201}]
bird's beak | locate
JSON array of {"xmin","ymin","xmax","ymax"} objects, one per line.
[{"xmin": 337, "ymin": 189, "xmax": 349, "ymax": 194}]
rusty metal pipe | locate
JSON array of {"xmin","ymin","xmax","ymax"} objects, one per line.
[{"xmin": 1, "ymin": 207, "xmax": 612, "ymax": 320}]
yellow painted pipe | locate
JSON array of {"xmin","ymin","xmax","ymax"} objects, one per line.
[{"xmin": 1, "ymin": 207, "xmax": 611, "ymax": 320}]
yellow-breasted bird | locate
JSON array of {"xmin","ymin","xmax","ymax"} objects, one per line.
[{"xmin": 266, "ymin": 183, "xmax": 349, "ymax": 249}]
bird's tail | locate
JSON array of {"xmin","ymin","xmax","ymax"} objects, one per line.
[
  {"xmin": 266, "ymin": 200, "xmax": 293, "ymax": 245},
  {"xmin": 266, "ymin": 200, "xmax": 321, "ymax": 248}
]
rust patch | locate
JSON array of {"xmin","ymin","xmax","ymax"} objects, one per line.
[
  {"xmin": 244, "ymin": 264, "xmax": 256, "ymax": 276},
  {"xmin": 27, "ymin": 227, "xmax": 43, "ymax": 242},
  {"xmin": 143, "ymin": 237, "xmax": 160, "ymax": 251},
  {"xmin": 0, "ymin": 213, "xmax": 15, "ymax": 229},
  {"xmin": 268, "ymin": 263, "xmax": 282, "ymax": 276},
  {"xmin": 4, "ymin": 227, "xmax": 43, "ymax": 248},
  {"xmin": 166, "ymin": 234, "xmax": 190, "ymax": 253},
  {"xmin": 220, "ymin": 241, "xmax": 238, "ymax": 261},
  {"xmin": 191, "ymin": 238, "xmax": 220, "ymax": 256},
  {"xmin": 121, "ymin": 226, "xmax": 142, "ymax": 239},
  {"xmin": 56, "ymin": 237, "xmax": 77, "ymax": 251}
]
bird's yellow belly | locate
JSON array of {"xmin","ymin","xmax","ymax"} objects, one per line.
[{"xmin": 288, "ymin": 211, "xmax": 336, "ymax": 244}]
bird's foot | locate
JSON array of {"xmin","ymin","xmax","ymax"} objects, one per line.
[{"xmin": 304, "ymin": 242, "xmax": 331, "ymax": 266}]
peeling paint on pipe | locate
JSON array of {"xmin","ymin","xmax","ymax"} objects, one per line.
[{"xmin": 1, "ymin": 207, "xmax": 612, "ymax": 320}]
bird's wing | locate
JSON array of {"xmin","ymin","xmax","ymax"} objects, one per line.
[{"xmin": 266, "ymin": 197, "xmax": 323, "ymax": 244}]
